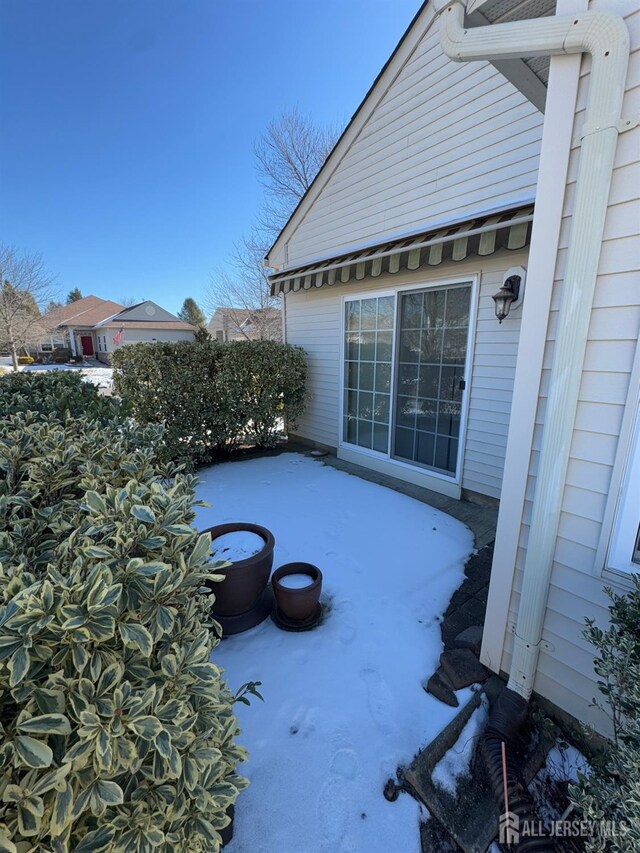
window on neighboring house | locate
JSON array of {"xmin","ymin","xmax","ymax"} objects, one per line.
[
  {"xmin": 41, "ymin": 342, "xmax": 53, "ymax": 352},
  {"xmin": 608, "ymin": 416, "xmax": 640, "ymax": 574}
]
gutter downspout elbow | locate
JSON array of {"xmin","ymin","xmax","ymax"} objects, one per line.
[{"xmin": 436, "ymin": 0, "xmax": 630, "ymax": 701}]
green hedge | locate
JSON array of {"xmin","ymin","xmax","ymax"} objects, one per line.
[
  {"xmin": 112, "ymin": 339, "xmax": 307, "ymax": 467},
  {"xmin": 0, "ymin": 410, "xmax": 248, "ymax": 850},
  {"xmin": 0, "ymin": 370, "xmax": 126, "ymax": 424}
]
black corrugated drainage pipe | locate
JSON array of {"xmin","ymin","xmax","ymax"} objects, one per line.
[{"xmin": 480, "ymin": 688, "xmax": 555, "ymax": 852}]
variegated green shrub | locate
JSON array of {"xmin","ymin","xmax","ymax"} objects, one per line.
[
  {"xmin": 0, "ymin": 370, "xmax": 127, "ymax": 424},
  {"xmin": 0, "ymin": 412, "xmax": 248, "ymax": 853}
]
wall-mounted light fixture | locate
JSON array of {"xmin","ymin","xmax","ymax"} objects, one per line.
[{"xmin": 493, "ymin": 266, "xmax": 526, "ymax": 323}]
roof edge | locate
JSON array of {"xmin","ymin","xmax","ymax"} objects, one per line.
[{"xmin": 265, "ymin": 1, "xmax": 431, "ymax": 265}]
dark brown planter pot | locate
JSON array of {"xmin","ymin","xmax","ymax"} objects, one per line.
[
  {"xmin": 203, "ymin": 523, "xmax": 275, "ymax": 616},
  {"xmin": 272, "ymin": 562, "xmax": 323, "ymax": 621}
]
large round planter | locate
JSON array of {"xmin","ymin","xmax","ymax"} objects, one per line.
[
  {"xmin": 203, "ymin": 523, "xmax": 275, "ymax": 617},
  {"xmin": 272, "ymin": 562, "xmax": 323, "ymax": 622}
]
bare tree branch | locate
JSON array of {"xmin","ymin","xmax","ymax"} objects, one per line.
[
  {"xmin": 254, "ymin": 106, "xmax": 339, "ymax": 239},
  {"xmin": 207, "ymin": 109, "xmax": 338, "ymax": 335},
  {"xmin": 204, "ymin": 233, "xmax": 282, "ymax": 342},
  {"xmin": 0, "ymin": 244, "xmax": 58, "ymax": 370},
  {"xmin": 118, "ymin": 296, "xmax": 139, "ymax": 308}
]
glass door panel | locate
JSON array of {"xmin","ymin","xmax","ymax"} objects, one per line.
[
  {"xmin": 392, "ymin": 285, "xmax": 471, "ymax": 476},
  {"xmin": 343, "ymin": 295, "xmax": 394, "ymax": 453}
]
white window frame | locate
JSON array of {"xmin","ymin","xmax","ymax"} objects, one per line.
[
  {"xmin": 338, "ymin": 274, "xmax": 478, "ymax": 490},
  {"xmin": 40, "ymin": 336, "xmax": 65, "ymax": 352},
  {"xmin": 606, "ymin": 409, "xmax": 640, "ymax": 576},
  {"xmin": 340, "ymin": 287, "xmax": 396, "ymax": 462},
  {"xmin": 596, "ymin": 335, "xmax": 640, "ymax": 582}
]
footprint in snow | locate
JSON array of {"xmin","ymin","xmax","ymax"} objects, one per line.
[
  {"xmin": 317, "ymin": 734, "xmax": 358, "ymax": 851},
  {"xmin": 360, "ymin": 668, "xmax": 395, "ymax": 736},
  {"xmin": 317, "ymin": 777, "xmax": 350, "ymax": 850},
  {"xmin": 288, "ymin": 705, "xmax": 317, "ymax": 739},
  {"xmin": 334, "ymin": 601, "xmax": 357, "ymax": 645},
  {"xmin": 330, "ymin": 748, "xmax": 358, "ymax": 780}
]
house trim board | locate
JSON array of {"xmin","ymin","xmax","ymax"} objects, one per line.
[
  {"xmin": 465, "ymin": 7, "xmax": 548, "ymax": 112},
  {"xmin": 336, "ymin": 273, "xmax": 480, "ymax": 500},
  {"xmin": 480, "ymin": 0, "xmax": 587, "ymax": 675},
  {"xmin": 595, "ymin": 333, "xmax": 640, "ymax": 586}
]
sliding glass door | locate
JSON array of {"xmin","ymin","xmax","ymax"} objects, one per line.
[
  {"xmin": 343, "ymin": 295, "xmax": 394, "ymax": 453},
  {"xmin": 392, "ymin": 285, "xmax": 471, "ymax": 475},
  {"xmin": 342, "ymin": 282, "xmax": 472, "ymax": 480}
]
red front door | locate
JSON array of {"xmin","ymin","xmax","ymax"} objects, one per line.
[{"xmin": 80, "ymin": 335, "xmax": 94, "ymax": 356}]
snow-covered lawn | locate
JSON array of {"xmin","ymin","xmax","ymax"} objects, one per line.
[
  {"xmin": 195, "ymin": 454, "xmax": 476, "ymax": 853},
  {"xmin": 18, "ymin": 362, "xmax": 113, "ymax": 389}
]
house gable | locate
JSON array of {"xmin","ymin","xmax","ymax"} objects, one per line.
[
  {"xmin": 107, "ymin": 301, "xmax": 182, "ymax": 324},
  {"xmin": 267, "ymin": 3, "xmax": 544, "ymax": 271}
]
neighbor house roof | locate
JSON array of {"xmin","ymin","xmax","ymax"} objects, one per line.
[
  {"xmin": 100, "ymin": 320, "xmax": 195, "ymax": 331},
  {"xmin": 47, "ymin": 297, "xmax": 196, "ymax": 333},
  {"xmin": 46, "ymin": 296, "xmax": 124, "ymax": 328}
]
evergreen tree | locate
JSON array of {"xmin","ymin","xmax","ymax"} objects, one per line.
[
  {"xmin": 67, "ymin": 287, "xmax": 83, "ymax": 303},
  {"xmin": 194, "ymin": 325, "xmax": 211, "ymax": 342},
  {"xmin": 178, "ymin": 297, "xmax": 207, "ymax": 328}
]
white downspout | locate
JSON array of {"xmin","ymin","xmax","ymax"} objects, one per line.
[{"xmin": 436, "ymin": 1, "xmax": 630, "ymax": 700}]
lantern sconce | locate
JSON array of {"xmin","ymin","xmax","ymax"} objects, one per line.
[{"xmin": 492, "ymin": 266, "xmax": 526, "ymax": 324}]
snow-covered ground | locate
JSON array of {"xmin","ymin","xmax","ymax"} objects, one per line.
[
  {"xmin": 2, "ymin": 360, "xmax": 114, "ymax": 389},
  {"xmin": 432, "ymin": 694, "xmax": 490, "ymax": 797},
  {"xmin": 195, "ymin": 454, "xmax": 475, "ymax": 853}
]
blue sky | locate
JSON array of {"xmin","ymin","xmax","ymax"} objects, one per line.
[{"xmin": 1, "ymin": 0, "xmax": 419, "ymax": 315}]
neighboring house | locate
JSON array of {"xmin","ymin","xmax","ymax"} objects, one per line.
[
  {"xmin": 266, "ymin": 0, "xmax": 639, "ymax": 735},
  {"xmin": 41, "ymin": 296, "xmax": 196, "ymax": 363},
  {"xmin": 207, "ymin": 306, "xmax": 281, "ymax": 342}
]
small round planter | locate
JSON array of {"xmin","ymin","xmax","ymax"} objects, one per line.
[
  {"xmin": 272, "ymin": 562, "xmax": 323, "ymax": 622},
  {"xmin": 203, "ymin": 523, "xmax": 275, "ymax": 628}
]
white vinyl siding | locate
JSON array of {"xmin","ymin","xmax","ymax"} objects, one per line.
[
  {"xmin": 95, "ymin": 328, "xmax": 196, "ymax": 363},
  {"xmin": 270, "ymin": 7, "xmax": 542, "ymax": 269},
  {"xmin": 109, "ymin": 329, "xmax": 196, "ymax": 351},
  {"xmin": 285, "ymin": 250, "xmax": 528, "ymax": 499},
  {"xmin": 498, "ymin": 3, "xmax": 640, "ymax": 734}
]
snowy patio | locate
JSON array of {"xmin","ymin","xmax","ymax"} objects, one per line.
[{"xmin": 195, "ymin": 453, "xmax": 480, "ymax": 852}]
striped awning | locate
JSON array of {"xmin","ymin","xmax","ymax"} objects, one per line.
[{"xmin": 269, "ymin": 205, "xmax": 534, "ymax": 296}]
